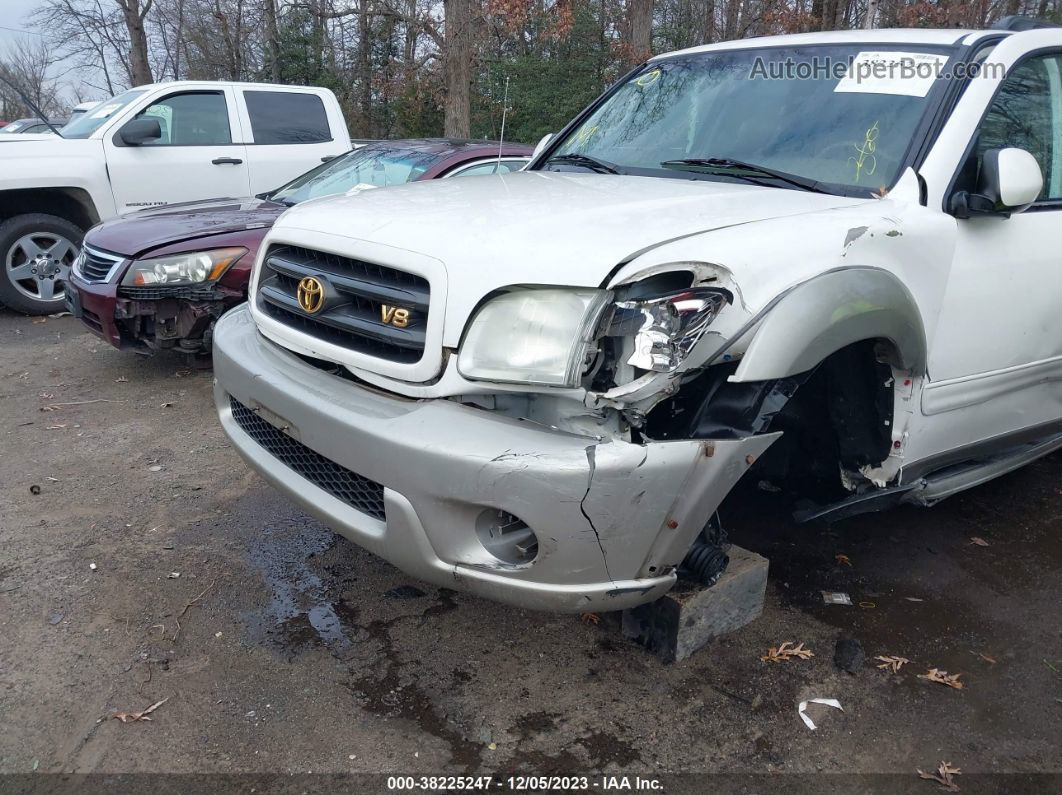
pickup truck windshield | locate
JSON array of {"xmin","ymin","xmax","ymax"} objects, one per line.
[
  {"xmin": 549, "ymin": 45, "xmax": 954, "ymax": 195},
  {"xmin": 61, "ymin": 90, "xmax": 147, "ymax": 139},
  {"xmin": 270, "ymin": 146, "xmax": 446, "ymax": 204}
]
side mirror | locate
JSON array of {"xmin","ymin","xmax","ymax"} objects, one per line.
[
  {"xmin": 950, "ymin": 147, "xmax": 1043, "ymax": 217},
  {"xmin": 532, "ymin": 133, "xmax": 554, "ymax": 160},
  {"xmin": 118, "ymin": 117, "xmax": 162, "ymax": 146}
]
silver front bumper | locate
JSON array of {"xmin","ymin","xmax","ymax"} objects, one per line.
[{"xmin": 213, "ymin": 305, "xmax": 776, "ymax": 612}]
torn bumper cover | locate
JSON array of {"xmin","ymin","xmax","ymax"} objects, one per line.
[{"xmin": 214, "ymin": 306, "xmax": 777, "ymax": 612}]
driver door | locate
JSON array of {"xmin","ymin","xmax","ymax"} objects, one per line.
[
  {"xmin": 925, "ymin": 51, "xmax": 1062, "ymax": 424},
  {"xmin": 104, "ymin": 88, "xmax": 250, "ymax": 213}
]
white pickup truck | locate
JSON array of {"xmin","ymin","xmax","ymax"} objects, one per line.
[
  {"xmin": 0, "ymin": 81, "xmax": 350, "ymax": 314},
  {"xmin": 214, "ymin": 23, "xmax": 1062, "ymax": 612}
]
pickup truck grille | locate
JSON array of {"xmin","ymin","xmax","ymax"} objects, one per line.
[
  {"xmin": 77, "ymin": 247, "xmax": 124, "ymax": 283},
  {"xmin": 230, "ymin": 397, "xmax": 386, "ymax": 521},
  {"xmin": 256, "ymin": 244, "xmax": 429, "ymax": 364}
]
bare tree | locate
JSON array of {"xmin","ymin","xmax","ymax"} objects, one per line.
[
  {"xmin": 115, "ymin": 0, "xmax": 156, "ymax": 84},
  {"xmin": 0, "ymin": 39, "xmax": 65, "ymax": 119}
]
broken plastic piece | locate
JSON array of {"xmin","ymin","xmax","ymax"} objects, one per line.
[
  {"xmin": 822, "ymin": 591, "xmax": 852, "ymax": 605},
  {"xmin": 798, "ymin": 698, "xmax": 843, "ymax": 730}
]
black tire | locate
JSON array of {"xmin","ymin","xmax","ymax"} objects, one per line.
[{"xmin": 0, "ymin": 213, "xmax": 84, "ymax": 315}]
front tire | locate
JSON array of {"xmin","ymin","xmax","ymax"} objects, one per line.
[{"xmin": 0, "ymin": 214, "xmax": 84, "ymax": 315}]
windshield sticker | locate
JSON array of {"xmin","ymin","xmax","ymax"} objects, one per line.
[
  {"xmin": 635, "ymin": 68, "xmax": 662, "ymax": 87},
  {"xmin": 90, "ymin": 102, "xmax": 124, "ymax": 119},
  {"xmin": 848, "ymin": 120, "xmax": 879, "ymax": 183},
  {"xmin": 835, "ymin": 51, "xmax": 949, "ymax": 97}
]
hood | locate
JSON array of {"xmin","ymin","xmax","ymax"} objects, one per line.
[
  {"xmin": 87, "ymin": 196, "xmax": 285, "ymax": 257},
  {"xmin": 0, "ymin": 132, "xmax": 59, "ymax": 141},
  {"xmin": 277, "ymin": 172, "xmax": 868, "ymax": 289}
]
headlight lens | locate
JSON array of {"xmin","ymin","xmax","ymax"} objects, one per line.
[
  {"xmin": 607, "ymin": 288, "xmax": 730, "ymax": 372},
  {"xmin": 458, "ymin": 288, "xmax": 611, "ymax": 387},
  {"xmin": 121, "ymin": 247, "xmax": 246, "ymax": 287}
]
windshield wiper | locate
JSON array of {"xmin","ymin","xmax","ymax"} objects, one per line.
[
  {"xmin": 660, "ymin": 158, "xmax": 831, "ymax": 194},
  {"xmin": 546, "ymin": 153, "xmax": 622, "ymax": 174}
]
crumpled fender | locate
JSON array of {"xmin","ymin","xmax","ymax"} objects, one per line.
[{"xmin": 731, "ymin": 266, "xmax": 927, "ymax": 382}]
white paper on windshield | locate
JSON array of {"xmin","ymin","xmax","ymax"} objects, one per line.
[
  {"xmin": 835, "ymin": 51, "xmax": 949, "ymax": 97},
  {"xmin": 345, "ymin": 183, "xmax": 379, "ymax": 196},
  {"xmin": 89, "ymin": 102, "xmax": 123, "ymax": 119}
]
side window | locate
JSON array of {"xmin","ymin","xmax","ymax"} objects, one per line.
[
  {"xmin": 959, "ymin": 54, "xmax": 1062, "ymax": 201},
  {"xmin": 449, "ymin": 159, "xmax": 528, "ymax": 177},
  {"xmin": 244, "ymin": 91, "xmax": 330, "ymax": 144},
  {"xmin": 136, "ymin": 92, "xmax": 231, "ymax": 146}
]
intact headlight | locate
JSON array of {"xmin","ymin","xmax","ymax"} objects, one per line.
[
  {"xmin": 458, "ymin": 288, "xmax": 611, "ymax": 387},
  {"xmin": 121, "ymin": 247, "xmax": 246, "ymax": 287}
]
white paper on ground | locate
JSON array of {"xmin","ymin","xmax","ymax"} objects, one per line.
[
  {"xmin": 835, "ymin": 51, "xmax": 949, "ymax": 97},
  {"xmin": 798, "ymin": 698, "xmax": 844, "ymax": 730}
]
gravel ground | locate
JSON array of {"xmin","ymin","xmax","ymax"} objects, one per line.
[{"xmin": 0, "ymin": 311, "xmax": 1059, "ymax": 791}]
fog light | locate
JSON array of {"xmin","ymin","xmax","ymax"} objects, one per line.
[{"xmin": 475, "ymin": 508, "xmax": 538, "ymax": 564}]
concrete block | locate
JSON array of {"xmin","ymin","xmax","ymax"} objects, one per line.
[{"xmin": 621, "ymin": 545, "xmax": 768, "ymax": 662}]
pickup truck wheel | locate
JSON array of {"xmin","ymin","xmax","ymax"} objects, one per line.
[{"xmin": 0, "ymin": 214, "xmax": 83, "ymax": 315}]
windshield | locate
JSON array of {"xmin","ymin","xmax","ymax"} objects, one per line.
[
  {"xmin": 549, "ymin": 45, "xmax": 954, "ymax": 194},
  {"xmin": 61, "ymin": 90, "xmax": 147, "ymax": 138},
  {"xmin": 270, "ymin": 146, "xmax": 448, "ymax": 204}
]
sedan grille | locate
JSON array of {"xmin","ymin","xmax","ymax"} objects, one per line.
[
  {"xmin": 256, "ymin": 244, "xmax": 429, "ymax": 363},
  {"xmin": 77, "ymin": 246, "xmax": 124, "ymax": 283},
  {"xmin": 230, "ymin": 397, "xmax": 386, "ymax": 521}
]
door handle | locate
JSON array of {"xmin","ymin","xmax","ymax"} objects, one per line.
[{"xmin": 211, "ymin": 157, "xmax": 243, "ymax": 165}]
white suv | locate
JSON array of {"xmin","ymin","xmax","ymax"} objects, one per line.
[{"xmin": 213, "ymin": 24, "xmax": 1062, "ymax": 612}]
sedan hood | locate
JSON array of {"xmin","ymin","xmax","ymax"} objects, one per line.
[
  {"xmin": 88, "ymin": 197, "xmax": 285, "ymax": 257},
  {"xmin": 277, "ymin": 171, "xmax": 869, "ymax": 293}
]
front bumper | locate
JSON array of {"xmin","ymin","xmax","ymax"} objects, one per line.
[{"xmin": 213, "ymin": 305, "xmax": 776, "ymax": 612}]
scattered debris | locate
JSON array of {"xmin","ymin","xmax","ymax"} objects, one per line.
[
  {"xmin": 214, "ymin": 631, "xmax": 223, "ymax": 638},
  {"xmin": 969, "ymin": 537, "xmax": 990, "ymax": 547},
  {"xmin": 114, "ymin": 376, "xmax": 128, "ymax": 383},
  {"xmin": 89, "ymin": 563, "xmax": 98, "ymax": 571},
  {"xmin": 970, "ymin": 651, "xmax": 996, "ymax": 665},
  {"xmin": 487, "ymin": 742, "xmax": 497, "ymax": 751},
  {"xmin": 148, "ymin": 465, "xmax": 164, "ymax": 472},
  {"xmin": 917, "ymin": 760, "xmax": 961, "ymax": 791},
  {"xmin": 918, "ymin": 668, "xmax": 964, "ymax": 689},
  {"xmin": 876, "ymin": 655, "xmax": 910, "ymax": 674},
  {"xmin": 167, "ymin": 572, "xmax": 181, "ymax": 579},
  {"xmin": 761, "ymin": 641, "xmax": 815, "ymax": 663},
  {"xmin": 383, "ymin": 585, "xmax": 426, "ymax": 599},
  {"xmin": 29, "ymin": 484, "xmax": 41, "ymax": 495},
  {"xmin": 160, "ymin": 402, "xmax": 174, "ymax": 408},
  {"xmin": 580, "ymin": 612, "xmax": 600, "ymax": 625},
  {"xmin": 113, "ymin": 697, "xmax": 169, "ymax": 723},
  {"xmin": 46, "ymin": 424, "xmax": 66, "ymax": 430},
  {"xmin": 905, "ymin": 597, "xmax": 925, "ymax": 602},
  {"xmin": 39, "ymin": 399, "xmax": 121, "ymax": 412},
  {"xmin": 822, "ymin": 591, "xmax": 852, "ymax": 605},
  {"xmin": 798, "ymin": 698, "xmax": 843, "ymax": 730},
  {"xmin": 835, "ymin": 554, "xmax": 852, "ymax": 567},
  {"xmin": 47, "ymin": 612, "xmax": 64, "ymax": 625},
  {"xmin": 834, "ymin": 636, "xmax": 865, "ymax": 673},
  {"xmin": 1044, "ymin": 659, "xmax": 1060, "ymax": 675}
]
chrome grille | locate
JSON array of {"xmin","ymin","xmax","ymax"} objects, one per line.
[
  {"xmin": 230, "ymin": 397, "xmax": 386, "ymax": 520},
  {"xmin": 256, "ymin": 244, "xmax": 429, "ymax": 363},
  {"xmin": 77, "ymin": 246, "xmax": 124, "ymax": 283}
]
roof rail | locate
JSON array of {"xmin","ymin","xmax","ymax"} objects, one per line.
[{"xmin": 992, "ymin": 15, "xmax": 1061, "ymax": 32}]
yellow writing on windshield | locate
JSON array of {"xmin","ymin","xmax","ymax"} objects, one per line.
[{"xmin": 849, "ymin": 121, "xmax": 879, "ymax": 183}]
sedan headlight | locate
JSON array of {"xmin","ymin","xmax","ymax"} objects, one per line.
[
  {"xmin": 121, "ymin": 247, "xmax": 246, "ymax": 287},
  {"xmin": 458, "ymin": 288, "xmax": 611, "ymax": 387}
]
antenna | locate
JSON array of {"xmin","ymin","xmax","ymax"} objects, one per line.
[{"xmin": 496, "ymin": 76, "xmax": 509, "ymax": 170}]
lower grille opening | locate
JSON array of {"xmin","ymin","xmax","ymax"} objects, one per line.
[
  {"xmin": 229, "ymin": 397, "xmax": 386, "ymax": 521},
  {"xmin": 81, "ymin": 307, "xmax": 103, "ymax": 332}
]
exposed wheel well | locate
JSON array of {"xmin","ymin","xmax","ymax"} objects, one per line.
[
  {"xmin": 645, "ymin": 338, "xmax": 897, "ymax": 500},
  {"xmin": 0, "ymin": 189, "xmax": 99, "ymax": 231}
]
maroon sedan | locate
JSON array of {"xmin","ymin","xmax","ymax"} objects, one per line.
[{"xmin": 66, "ymin": 138, "xmax": 531, "ymax": 356}]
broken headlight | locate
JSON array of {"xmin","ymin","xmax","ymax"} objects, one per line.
[
  {"xmin": 458, "ymin": 288, "xmax": 611, "ymax": 387},
  {"xmin": 606, "ymin": 288, "xmax": 730, "ymax": 372}
]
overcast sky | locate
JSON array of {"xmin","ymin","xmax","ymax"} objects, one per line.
[{"xmin": 1, "ymin": 0, "xmax": 111, "ymax": 105}]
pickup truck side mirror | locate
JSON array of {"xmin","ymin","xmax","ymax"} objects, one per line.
[
  {"xmin": 117, "ymin": 117, "xmax": 162, "ymax": 146},
  {"xmin": 532, "ymin": 133, "xmax": 554, "ymax": 160},
  {"xmin": 950, "ymin": 147, "xmax": 1043, "ymax": 218}
]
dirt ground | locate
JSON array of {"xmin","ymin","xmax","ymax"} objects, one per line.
[{"xmin": 1, "ymin": 310, "xmax": 1060, "ymax": 790}]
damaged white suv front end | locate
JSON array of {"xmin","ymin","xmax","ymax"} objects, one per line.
[{"xmin": 214, "ymin": 27, "xmax": 1062, "ymax": 611}]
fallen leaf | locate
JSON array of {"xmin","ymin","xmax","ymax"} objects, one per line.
[
  {"xmin": 970, "ymin": 651, "xmax": 997, "ymax": 665},
  {"xmin": 918, "ymin": 668, "xmax": 964, "ymax": 689},
  {"xmin": 579, "ymin": 612, "xmax": 599, "ymax": 625},
  {"xmin": 835, "ymin": 554, "xmax": 852, "ymax": 567},
  {"xmin": 969, "ymin": 537, "xmax": 990, "ymax": 547},
  {"xmin": 113, "ymin": 697, "xmax": 169, "ymax": 723},
  {"xmin": 874, "ymin": 185, "xmax": 890, "ymax": 199},
  {"xmin": 905, "ymin": 597, "xmax": 925, "ymax": 602},
  {"xmin": 761, "ymin": 641, "xmax": 815, "ymax": 663},
  {"xmin": 32, "ymin": 317, "xmax": 47, "ymax": 324},
  {"xmin": 875, "ymin": 655, "xmax": 910, "ymax": 674},
  {"xmin": 917, "ymin": 760, "xmax": 961, "ymax": 791},
  {"xmin": 114, "ymin": 376, "xmax": 128, "ymax": 383}
]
